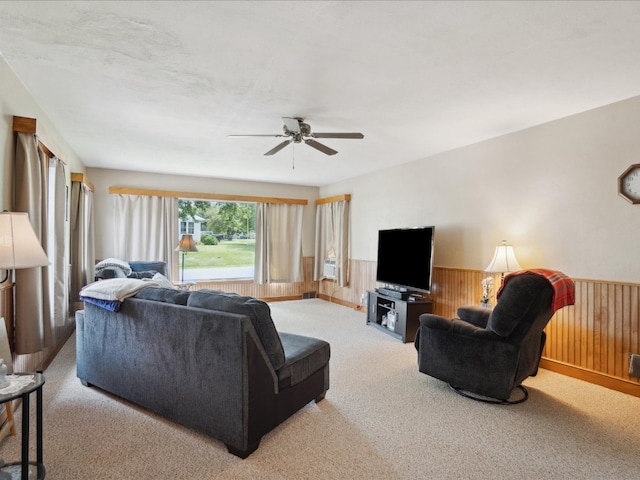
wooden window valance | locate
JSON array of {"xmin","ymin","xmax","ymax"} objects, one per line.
[
  {"xmin": 315, "ymin": 194, "xmax": 351, "ymax": 205},
  {"xmin": 71, "ymin": 173, "xmax": 94, "ymax": 192},
  {"xmin": 13, "ymin": 116, "xmax": 64, "ymax": 162},
  {"xmin": 109, "ymin": 186, "xmax": 308, "ymax": 205}
]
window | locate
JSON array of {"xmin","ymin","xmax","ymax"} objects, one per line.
[
  {"xmin": 180, "ymin": 221, "xmax": 195, "ymax": 235},
  {"xmin": 177, "ymin": 199, "xmax": 256, "ymax": 281}
]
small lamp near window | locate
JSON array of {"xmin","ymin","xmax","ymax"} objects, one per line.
[
  {"xmin": 0, "ymin": 211, "xmax": 49, "ymax": 284},
  {"xmin": 175, "ymin": 234, "xmax": 198, "ymax": 283}
]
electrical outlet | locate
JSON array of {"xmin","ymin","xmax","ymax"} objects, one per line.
[{"xmin": 360, "ymin": 293, "xmax": 367, "ymax": 305}]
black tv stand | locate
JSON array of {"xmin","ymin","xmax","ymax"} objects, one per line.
[{"xmin": 367, "ymin": 290, "xmax": 433, "ymax": 343}]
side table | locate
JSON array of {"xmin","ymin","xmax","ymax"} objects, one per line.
[
  {"xmin": 0, "ymin": 372, "xmax": 45, "ymax": 480},
  {"xmin": 173, "ymin": 281, "xmax": 196, "ymax": 291}
]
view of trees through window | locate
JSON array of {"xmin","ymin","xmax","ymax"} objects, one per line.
[{"xmin": 178, "ymin": 199, "xmax": 256, "ymax": 280}]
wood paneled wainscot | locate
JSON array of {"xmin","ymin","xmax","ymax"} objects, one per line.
[{"xmin": 319, "ymin": 261, "xmax": 640, "ymax": 398}]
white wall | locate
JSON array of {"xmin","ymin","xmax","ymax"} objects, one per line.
[
  {"xmin": 87, "ymin": 167, "xmax": 319, "ymax": 259},
  {"xmin": 4, "ymin": 51, "xmax": 639, "ymax": 285},
  {"xmin": 321, "ymin": 95, "xmax": 640, "ymax": 284},
  {"xmin": 0, "ymin": 56, "xmax": 85, "ymax": 209}
]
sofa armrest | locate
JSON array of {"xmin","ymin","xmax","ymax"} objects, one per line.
[
  {"xmin": 420, "ymin": 313, "xmax": 497, "ymax": 340},
  {"xmin": 457, "ymin": 305, "xmax": 491, "ymax": 328}
]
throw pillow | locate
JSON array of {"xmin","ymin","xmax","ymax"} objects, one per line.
[
  {"xmin": 150, "ymin": 273, "xmax": 175, "ymax": 289},
  {"xmin": 95, "ymin": 258, "xmax": 132, "ymax": 277}
]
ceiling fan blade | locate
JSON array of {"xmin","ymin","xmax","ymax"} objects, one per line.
[
  {"xmin": 264, "ymin": 140, "xmax": 292, "ymax": 156},
  {"xmin": 312, "ymin": 132, "xmax": 364, "ymax": 139},
  {"xmin": 305, "ymin": 139, "xmax": 338, "ymax": 155},
  {"xmin": 228, "ymin": 134, "xmax": 285, "ymax": 138},
  {"xmin": 282, "ymin": 117, "xmax": 301, "ymax": 134}
]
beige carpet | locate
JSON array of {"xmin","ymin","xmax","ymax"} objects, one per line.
[{"xmin": 1, "ymin": 299, "xmax": 639, "ymax": 479}]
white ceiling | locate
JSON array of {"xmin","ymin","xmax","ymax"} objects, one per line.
[{"xmin": 2, "ymin": 1, "xmax": 640, "ymax": 187}]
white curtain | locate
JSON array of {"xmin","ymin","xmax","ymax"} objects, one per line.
[
  {"xmin": 70, "ymin": 180, "xmax": 94, "ymax": 303},
  {"xmin": 48, "ymin": 158, "xmax": 68, "ymax": 329},
  {"xmin": 13, "ymin": 133, "xmax": 52, "ymax": 353},
  {"xmin": 255, "ymin": 203, "xmax": 303, "ymax": 284},
  {"xmin": 114, "ymin": 195, "xmax": 179, "ymax": 280},
  {"xmin": 314, "ymin": 200, "xmax": 350, "ymax": 286}
]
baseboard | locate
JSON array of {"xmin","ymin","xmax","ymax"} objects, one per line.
[
  {"xmin": 261, "ymin": 295, "xmax": 303, "ymax": 302},
  {"xmin": 539, "ymin": 358, "xmax": 640, "ymax": 398},
  {"xmin": 317, "ymin": 294, "xmax": 363, "ymax": 310}
]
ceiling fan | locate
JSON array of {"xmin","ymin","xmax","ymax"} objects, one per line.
[{"xmin": 229, "ymin": 117, "xmax": 364, "ymax": 156}]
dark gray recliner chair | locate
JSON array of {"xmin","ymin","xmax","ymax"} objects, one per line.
[{"xmin": 415, "ymin": 271, "xmax": 574, "ymax": 403}]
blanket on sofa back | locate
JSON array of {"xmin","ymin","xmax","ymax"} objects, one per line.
[{"xmin": 80, "ymin": 278, "xmax": 158, "ymax": 311}]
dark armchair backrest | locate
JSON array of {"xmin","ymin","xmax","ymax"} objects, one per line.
[{"xmin": 486, "ymin": 274, "xmax": 554, "ymax": 342}]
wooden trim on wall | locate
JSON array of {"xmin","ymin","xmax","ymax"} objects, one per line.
[
  {"xmin": 316, "ymin": 194, "xmax": 351, "ymax": 205},
  {"xmin": 71, "ymin": 173, "xmax": 94, "ymax": 192},
  {"xmin": 12, "ymin": 115, "xmax": 62, "ymax": 161},
  {"xmin": 318, "ymin": 261, "xmax": 640, "ymax": 399},
  {"xmin": 108, "ymin": 186, "xmax": 308, "ymax": 205},
  {"xmin": 539, "ymin": 358, "xmax": 640, "ymax": 398}
]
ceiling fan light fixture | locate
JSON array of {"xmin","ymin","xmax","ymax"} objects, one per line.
[{"xmin": 231, "ymin": 117, "xmax": 363, "ymax": 156}]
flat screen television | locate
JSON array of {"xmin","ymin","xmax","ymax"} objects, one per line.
[{"xmin": 375, "ymin": 226, "xmax": 435, "ymax": 294}]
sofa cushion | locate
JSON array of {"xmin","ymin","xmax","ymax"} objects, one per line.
[
  {"xmin": 277, "ymin": 332, "xmax": 330, "ymax": 389},
  {"xmin": 134, "ymin": 287, "xmax": 191, "ymax": 305},
  {"xmin": 187, "ymin": 290, "xmax": 286, "ymax": 370}
]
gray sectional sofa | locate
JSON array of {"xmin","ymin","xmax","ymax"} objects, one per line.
[{"xmin": 76, "ymin": 287, "xmax": 330, "ymax": 458}]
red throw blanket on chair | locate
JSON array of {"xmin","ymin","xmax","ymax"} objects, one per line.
[{"xmin": 496, "ymin": 268, "xmax": 575, "ymax": 313}]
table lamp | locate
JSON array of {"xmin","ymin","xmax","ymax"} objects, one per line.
[
  {"xmin": 0, "ymin": 211, "xmax": 49, "ymax": 284},
  {"xmin": 485, "ymin": 239, "xmax": 522, "ymax": 282}
]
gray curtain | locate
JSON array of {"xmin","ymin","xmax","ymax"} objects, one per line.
[
  {"xmin": 113, "ymin": 194, "xmax": 179, "ymax": 280},
  {"xmin": 70, "ymin": 180, "xmax": 94, "ymax": 303},
  {"xmin": 13, "ymin": 132, "xmax": 51, "ymax": 353},
  {"xmin": 48, "ymin": 158, "xmax": 68, "ymax": 330},
  {"xmin": 255, "ymin": 203, "xmax": 303, "ymax": 284},
  {"xmin": 314, "ymin": 200, "xmax": 350, "ymax": 286}
]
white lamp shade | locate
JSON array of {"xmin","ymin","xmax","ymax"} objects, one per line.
[
  {"xmin": 0, "ymin": 212, "xmax": 49, "ymax": 269},
  {"xmin": 485, "ymin": 241, "xmax": 522, "ymax": 273}
]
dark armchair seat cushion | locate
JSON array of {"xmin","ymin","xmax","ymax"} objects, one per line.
[
  {"xmin": 277, "ymin": 333, "xmax": 330, "ymax": 389},
  {"xmin": 187, "ymin": 290, "xmax": 286, "ymax": 370}
]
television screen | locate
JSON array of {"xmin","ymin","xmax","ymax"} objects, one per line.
[{"xmin": 375, "ymin": 226, "xmax": 435, "ymax": 293}]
